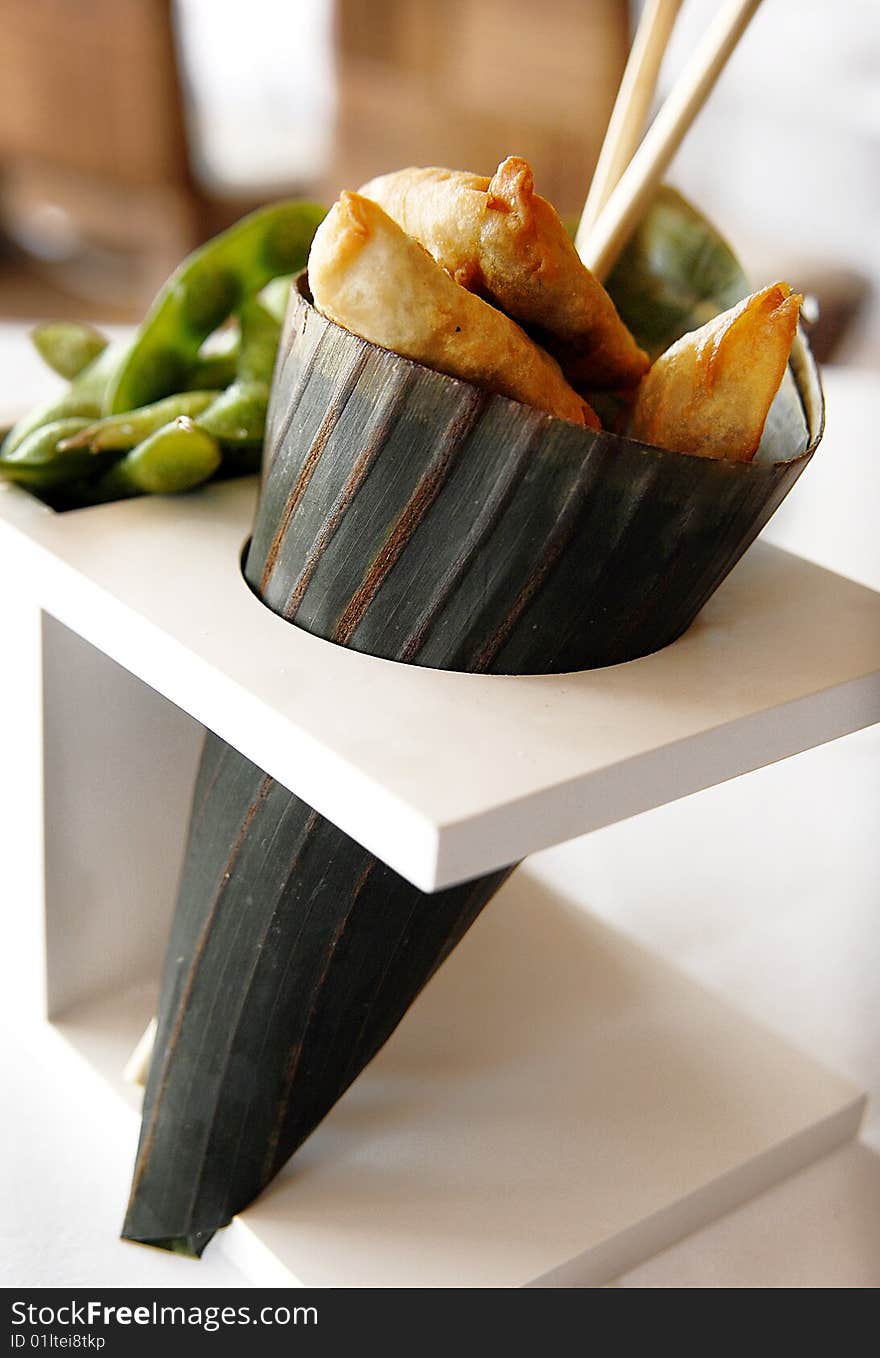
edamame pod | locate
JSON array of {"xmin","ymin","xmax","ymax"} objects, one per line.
[
  {"xmin": 2, "ymin": 340, "xmax": 127, "ymax": 456},
  {"xmin": 94, "ymin": 417, "xmax": 221, "ymax": 498},
  {"xmin": 31, "ymin": 322, "xmax": 109, "ymax": 381},
  {"xmin": 183, "ymin": 336, "xmax": 240, "ymax": 392},
  {"xmin": 107, "ymin": 201, "xmax": 325, "ymax": 415},
  {"xmin": 258, "ymin": 274, "xmax": 293, "ymax": 324},
  {"xmin": 59, "ymin": 391, "xmax": 221, "ymax": 453},
  {"xmin": 197, "ymin": 298, "xmax": 280, "ymax": 446},
  {"xmin": 0, "ymin": 417, "xmax": 102, "ymax": 488}
]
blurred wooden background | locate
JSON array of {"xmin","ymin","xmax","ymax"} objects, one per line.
[
  {"xmin": 0, "ymin": 0, "xmax": 628, "ymax": 318},
  {"xmin": 0, "ymin": 0, "xmax": 872, "ymax": 365},
  {"xmin": 330, "ymin": 0, "xmax": 627, "ymax": 213},
  {"xmin": 0, "ymin": 0, "xmax": 197, "ymax": 314}
]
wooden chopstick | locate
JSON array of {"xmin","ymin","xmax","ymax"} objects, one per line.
[
  {"xmin": 577, "ymin": 0, "xmax": 764, "ymax": 281},
  {"xmin": 576, "ymin": 0, "xmax": 684, "ymax": 250}
]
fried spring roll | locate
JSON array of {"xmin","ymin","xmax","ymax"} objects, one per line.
[
  {"xmin": 308, "ymin": 193, "xmax": 600, "ymax": 429},
  {"xmin": 630, "ymin": 283, "xmax": 802, "ymax": 462},
  {"xmin": 359, "ymin": 157, "xmax": 649, "ymax": 390}
]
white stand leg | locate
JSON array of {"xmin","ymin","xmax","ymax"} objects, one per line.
[{"xmin": 41, "ymin": 612, "xmax": 203, "ymax": 1019}]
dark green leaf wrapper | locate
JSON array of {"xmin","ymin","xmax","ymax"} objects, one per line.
[
  {"xmin": 249, "ymin": 283, "xmax": 821, "ymax": 673},
  {"xmin": 124, "ymin": 195, "xmax": 823, "ymax": 1255},
  {"xmin": 124, "ymin": 735, "xmax": 509, "ymax": 1255}
]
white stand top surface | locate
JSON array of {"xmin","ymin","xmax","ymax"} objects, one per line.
[{"xmin": 1, "ymin": 468, "xmax": 878, "ymax": 890}]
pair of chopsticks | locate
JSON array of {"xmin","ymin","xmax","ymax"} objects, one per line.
[{"xmin": 576, "ymin": 0, "xmax": 763, "ymax": 280}]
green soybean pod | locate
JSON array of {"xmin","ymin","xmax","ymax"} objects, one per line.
[
  {"xmin": 0, "ymin": 417, "xmax": 99, "ymax": 488},
  {"xmin": 95, "ymin": 417, "xmax": 221, "ymax": 498},
  {"xmin": 197, "ymin": 298, "xmax": 280, "ymax": 446},
  {"xmin": 106, "ymin": 201, "xmax": 326, "ymax": 416},
  {"xmin": 258, "ymin": 274, "xmax": 293, "ymax": 323},
  {"xmin": 2, "ymin": 340, "xmax": 127, "ymax": 457},
  {"xmin": 183, "ymin": 335, "xmax": 241, "ymax": 391},
  {"xmin": 59, "ymin": 390, "xmax": 221, "ymax": 453},
  {"xmin": 31, "ymin": 321, "xmax": 109, "ymax": 381}
]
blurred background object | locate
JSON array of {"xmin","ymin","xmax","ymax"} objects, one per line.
[
  {"xmin": 0, "ymin": 0, "xmax": 199, "ymax": 317},
  {"xmin": 0, "ymin": 0, "xmax": 876, "ymax": 369},
  {"xmin": 0, "ymin": 0, "xmax": 628, "ymax": 319},
  {"xmin": 647, "ymin": 0, "xmax": 880, "ymax": 368},
  {"xmin": 326, "ymin": 0, "xmax": 628, "ymax": 211}
]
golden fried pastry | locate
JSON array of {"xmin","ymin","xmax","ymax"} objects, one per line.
[
  {"xmin": 629, "ymin": 283, "xmax": 802, "ymax": 462},
  {"xmin": 308, "ymin": 192, "xmax": 600, "ymax": 429},
  {"xmin": 359, "ymin": 156, "xmax": 649, "ymax": 390}
]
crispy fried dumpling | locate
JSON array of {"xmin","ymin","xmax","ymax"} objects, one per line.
[
  {"xmin": 359, "ymin": 156, "xmax": 649, "ymax": 390},
  {"xmin": 308, "ymin": 192, "xmax": 600, "ymax": 429},
  {"xmin": 630, "ymin": 283, "xmax": 803, "ymax": 462}
]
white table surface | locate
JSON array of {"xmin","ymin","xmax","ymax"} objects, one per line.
[{"xmin": 0, "ymin": 326, "xmax": 877, "ymax": 1288}]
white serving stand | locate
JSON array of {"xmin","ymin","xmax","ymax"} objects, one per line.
[{"xmin": 1, "ymin": 464, "xmax": 877, "ymax": 1288}]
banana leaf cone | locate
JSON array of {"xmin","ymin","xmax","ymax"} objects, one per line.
[
  {"xmin": 123, "ymin": 737, "xmax": 511, "ymax": 1255},
  {"xmin": 123, "ymin": 192, "xmax": 823, "ymax": 1254}
]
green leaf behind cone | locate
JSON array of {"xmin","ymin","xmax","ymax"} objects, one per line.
[
  {"xmin": 605, "ymin": 185, "xmax": 749, "ymax": 361},
  {"xmin": 604, "ymin": 185, "xmax": 810, "ymax": 463}
]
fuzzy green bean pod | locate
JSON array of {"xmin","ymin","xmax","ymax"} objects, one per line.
[
  {"xmin": 31, "ymin": 322, "xmax": 109, "ymax": 381},
  {"xmin": 59, "ymin": 390, "xmax": 221, "ymax": 454},
  {"xmin": 182, "ymin": 337, "xmax": 240, "ymax": 392},
  {"xmin": 0, "ymin": 417, "xmax": 105, "ymax": 488},
  {"xmin": 258, "ymin": 275, "xmax": 293, "ymax": 324},
  {"xmin": 93, "ymin": 417, "xmax": 221, "ymax": 499},
  {"xmin": 197, "ymin": 298, "xmax": 280, "ymax": 446},
  {"xmin": 107, "ymin": 201, "xmax": 325, "ymax": 415},
  {"xmin": 1, "ymin": 341, "xmax": 127, "ymax": 457}
]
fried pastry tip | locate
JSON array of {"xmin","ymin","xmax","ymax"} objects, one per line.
[
  {"xmin": 359, "ymin": 156, "xmax": 649, "ymax": 390},
  {"xmin": 308, "ymin": 192, "xmax": 599, "ymax": 429},
  {"xmin": 630, "ymin": 283, "xmax": 803, "ymax": 462}
]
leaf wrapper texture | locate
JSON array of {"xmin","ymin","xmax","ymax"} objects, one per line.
[
  {"xmin": 124, "ymin": 195, "xmax": 823, "ymax": 1255},
  {"xmin": 123, "ymin": 737, "xmax": 509, "ymax": 1255}
]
